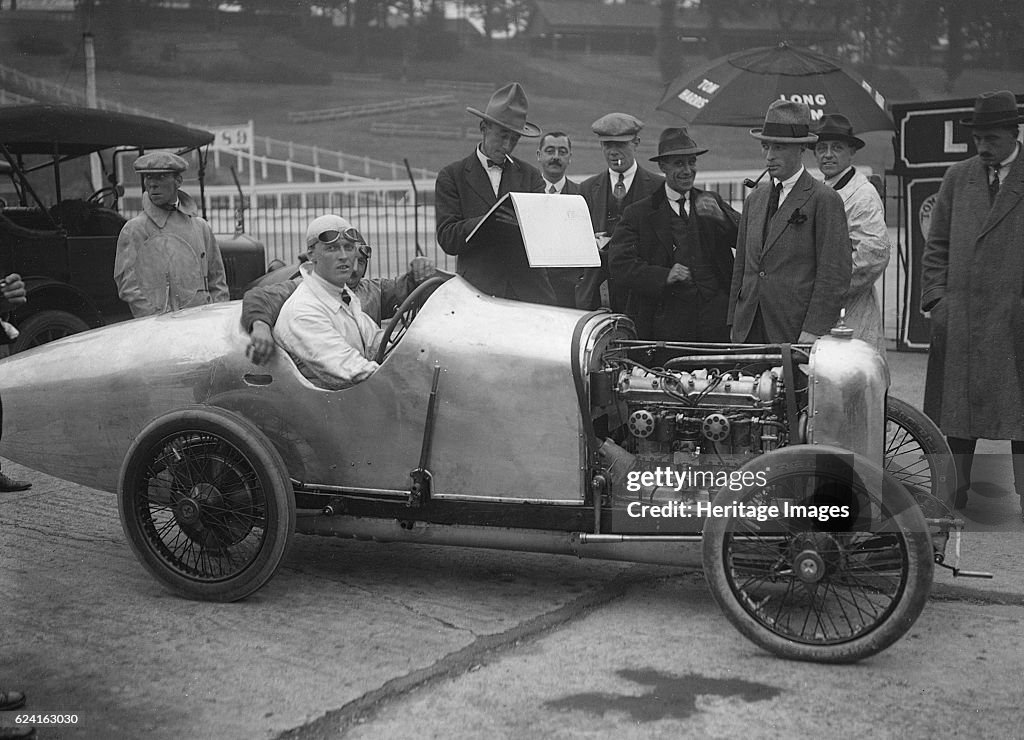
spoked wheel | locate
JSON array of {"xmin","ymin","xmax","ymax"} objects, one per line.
[
  {"xmin": 702, "ymin": 445, "xmax": 933, "ymax": 663},
  {"xmin": 118, "ymin": 407, "xmax": 295, "ymax": 602},
  {"xmin": 884, "ymin": 396, "xmax": 955, "ymax": 518}
]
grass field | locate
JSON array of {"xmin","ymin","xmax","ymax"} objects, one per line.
[{"xmin": 7, "ymin": 27, "xmax": 1024, "ymax": 180}]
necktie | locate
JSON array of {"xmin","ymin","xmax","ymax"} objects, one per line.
[
  {"xmin": 763, "ymin": 181, "xmax": 782, "ymax": 243},
  {"xmin": 341, "ymin": 291, "xmax": 351, "ymax": 305},
  {"xmin": 487, "ymin": 159, "xmax": 505, "ymax": 170},
  {"xmin": 990, "ymin": 166, "xmax": 1001, "ymax": 203},
  {"xmin": 613, "ymin": 172, "xmax": 626, "ymax": 201},
  {"xmin": 547, "ymin": 183, "xmax": 557, "ymax": 194}
]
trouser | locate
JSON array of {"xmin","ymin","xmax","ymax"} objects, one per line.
[{"xmin": 947, "ymin": 436, "xmax": 1024, "ymax": 499}]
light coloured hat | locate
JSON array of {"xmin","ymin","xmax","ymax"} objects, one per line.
[
  {"xmin": 305, "ymin": 214, "xmax": 357, "ymax": 248},
  {"xmin": 649, "ymin": 127, "xmax": 708, "ymax": 161},
  {"xmin": 592, "ymin": 112, "xmax": 643, "ymax": 142},
  {"xmin": 133, "ymin": 151, "xmax": 188, "ymax": 174},
  {"xmin": 750, "ymin": 100, "xmax": 818, "ymax": 144},
  {"xmin": 466, "ymin": 82, "xmax": 542, "ymax": 138}
]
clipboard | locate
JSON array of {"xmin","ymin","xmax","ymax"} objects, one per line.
[{"xmin": 466, "ymin": 192, "xmax": 600, "ymax": 268}]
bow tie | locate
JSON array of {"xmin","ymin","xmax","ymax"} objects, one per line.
[{"xmin": 486, "ymin": 158, "xmax": 507, "ymax": 170}]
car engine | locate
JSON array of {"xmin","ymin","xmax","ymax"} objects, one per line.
[{"xmin": 595, "ymin": 350, "xmax": 808, "ymax": 505}]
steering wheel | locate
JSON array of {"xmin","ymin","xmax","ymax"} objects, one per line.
[
  {"xmin": 87, "ymin": 185, "xmax": 124, "ymax": 207},
  {"xmin": 374, "ymin": 275, "xmax": 449, "ymax": 363}
]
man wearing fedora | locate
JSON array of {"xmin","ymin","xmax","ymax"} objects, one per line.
[
  {"xmin": 114, "ymin": 151, "xmax": 229, "ymax": 318},
  {"xmin": 435, "ymin": 82, "xmax": 556, "ymax": 305},
  {"xmin": 609, "ymin": 127, "xmax": 738, "ymax": 341},
  {"xmin": 921, "ymin": 90, "xmax": 1024, "ymax": 515},
  {"xmin": 811, "ymin": 113, "xmax": 891, "ymax": 355},
  {"xmin": 576, "ymin": 113, "xmax": 663, "ymax": 312},
  {"xmin": 728, "ymin": 99, "xmax": 850, "ymax": 345}
]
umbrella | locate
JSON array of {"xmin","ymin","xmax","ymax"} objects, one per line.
[{"xmin": 657, "ymin": 42, "xmax": 893, "ymax": 133}]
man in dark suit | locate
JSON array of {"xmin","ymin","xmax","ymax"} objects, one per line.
[
  {"xmin": 609, "ymin": 128, "xmax": 738, "ymax": 341},
  {"xmin": 728, "ymin": 100, "xmax": 851, "ymax": 344},
  {"xmin": 435, "ymin": 82, "xmax": 555, "ymax": 305},
  {"xmin": 576, "ymin": 113, "xmax": 663, "ymax": 311},
  {"xmin": 535, "ymin": 130, "xmax": 582, "ymax": 307}
]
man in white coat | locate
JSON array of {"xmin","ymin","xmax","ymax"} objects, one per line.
[{"xmin": 811, "ymin": 114, "xmax": 890, "ymax": 354}]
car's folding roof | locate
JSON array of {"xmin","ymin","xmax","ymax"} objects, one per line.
[{"xmin": 0, "ymin": 104, "xmax": 214, "ymax": 157}]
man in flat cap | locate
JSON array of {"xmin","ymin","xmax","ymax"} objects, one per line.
[
  {"xmin": 577, "ymin": 112, "xmax": 663, "ymax": 311},
  {"xmin": 609, "ymin": 128, "xmax": 738, "ymax": 342},
  {"xmin": 921, "ymin": 90, "xmax": 1024, "ymax": 515},
  {"xmin": 114, "ymin": 151, "xmax": 228, "ymax": 317},
  {"xmin": 811, "ymin": 113, "xmax": 890, "ymax": 355},
  {"xmin": 435, "ymin": 82, "xmax": 556, "ymax": 305},
  {"xmin": 728, "ymin": 99, "xmax": 850, "ymax": 345}
]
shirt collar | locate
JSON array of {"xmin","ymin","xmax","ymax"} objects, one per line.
[
  {"xmin": 823, "ymin": 165, "xmax": 854, "ymax": 187},
  {"xmin": 477, "ymin": 146, "xmax": 506, "ymax": 170},
  {"xmin": 300, "ymin": 262, "xmax": 359, "ymax": 313},
  {"xmin": 664, "ymin": 184, "xmax": 688, "ymax": 202},
  {"xmin": 995, "ymin": 142, "xmax": 1020, "ymax": 170},
  {"xmin": 608, "ymin": 160, "xmax": 638, "ymax": 181},
  {"xmin": 774, "ymin": 166, "xmax": 805, "ymax": 190},
  {"xmin": 544, "ymin": 176, "xmax": 567, "ymax": 192}
]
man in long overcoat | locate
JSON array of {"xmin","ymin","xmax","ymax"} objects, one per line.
[
  {"xmin": 609, "ymin": 128, "xmax": 738, "ymax": 341},
  {"xmin": 921, "ymin": 90, "xmax": 1024, "ymax": 514},
  {"xmin": 728, "ymin": 100, "xmax": 851, "ymax": 344},
  {"xmin": 435, "ymin": 82, "xmax": 555, "ymax": 305}
]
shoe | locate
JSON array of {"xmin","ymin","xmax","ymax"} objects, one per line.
[
  {"xmin": 0, "ymin": 473, "xmax": 31, "ymax": 493},
  {"xmin": 0, "ymin": 690, "xmax": 25, "ymax": 712},
  {"xmin": 0, "ymin": 726, "xmax": 36, "ymax": 739}
]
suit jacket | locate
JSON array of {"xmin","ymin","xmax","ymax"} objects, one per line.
[
  {"xmin": 545, "ymin": 176, "xmax": 583, "ymax": 307},
  {"xmin": 576, "ymin": 165, "xmax": 664, "ymax": 310},
  {"xmin": 609, "ymin": 186, "xmax": 738, "ymax": 340},
  {"xmin": 728, "ymin": 169, "xmax": 851, "ymax": 343},
  {"xmin": 435, "ymin": 151, "xmax": 555, "ymax": 305},
  {"xmin": 921, "ymin": 151, "xmax": 1024, "ymax": 439}
]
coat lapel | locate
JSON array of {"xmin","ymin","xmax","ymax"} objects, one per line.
[
  {"xmin": 762, "ymin": 171, "xmax": 813, "ymax": 255},
  {"xmin": 979, "ymin": 154, "xmax": 1024, "ymax": 239},
  {"xmin": 463, "ymin": 154, "xmax": 497, "ymax": 206}
]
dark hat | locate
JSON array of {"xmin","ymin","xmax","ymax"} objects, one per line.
[
  {"xmin": 812, "ymin": 113, "xmax": 865, "ymax": 150},
  {"xmin": 467, "ymin": 82, "xmax": 541, "ymax": 138},
  {"xmin": 750, "ymin": 100, "xmax": 818, "ymax": 144},
  {"xmin": 133, "ymin": 151, "xmax": 188, "ymax": 174},
  {"xmin": 649, "ymin": 127, "xmax": 708, "ymax": 161},
  {"xmin": 960, "ymin": 90, "xmax": 1024, "ymax": 128},
  {"xmin": 592, "ymin": 112, "xmax": 643, "ymax": 142}
]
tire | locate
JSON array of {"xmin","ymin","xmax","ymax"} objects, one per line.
[
  {"xmin": 117, "ymin": 407, "xmax": 296, "ymax": 602},
  {"xmin": 10, "ymin": 310, "xmax": 90, "ymax": 352},
  {"xmin": 702, "ymin": 445, "xmax": 933, "ymax": 663},
  {"xmin": 885, "ymin": 396, "xmax": 956, "ymax": 519}
]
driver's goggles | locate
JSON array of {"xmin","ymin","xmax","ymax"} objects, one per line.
[{"xmin": 317, "ymin": 227, "xmax": 366, "ymax": 247}]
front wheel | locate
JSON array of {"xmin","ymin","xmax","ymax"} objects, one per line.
[
  {"xmin": 118, "ymin": 407, "xmax": 295, "ymax": 602},
  {"xmin": 702, "ymin": 445, "xmax": 933, "ymax": 663}
]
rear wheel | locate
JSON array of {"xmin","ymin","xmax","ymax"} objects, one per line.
[
  {"xmin": 10, "ymin": 310, "xmax": 90, "ymax": 352},
  {"xmin": 702, "ymin": 445, "xmax": 933, "ymax": 663},
  {"xmin": 118, "ymin": 407, "xmax": 295, "ymax": 602},
  {"xmin": 884, "ymin": 396, "xmax": 955, "ymax": 518}
]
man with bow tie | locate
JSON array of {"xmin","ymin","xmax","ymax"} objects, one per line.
[
  {"xmin": 434, "ymin": 82, "xmax": 556, "ymax": 305},
  {"xmin": 921, "ymin": 90, "xmax": 1024, "ymax": 516},
  {"xmin": 114, "ymin": 151, "xmax": 229, "ymax": 317},
  {"xmin": 728, "ymin": 99, "xmax": 851, "ymax": 345}
]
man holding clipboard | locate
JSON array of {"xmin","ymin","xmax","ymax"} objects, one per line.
[{"xmin": 434, "ymin": 82, "xmax": 558, "ymax": 305}]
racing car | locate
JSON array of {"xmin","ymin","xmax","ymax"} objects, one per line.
[{"xmin": 0, "ymin": 269, "xmax": 975, "ymax": 663}]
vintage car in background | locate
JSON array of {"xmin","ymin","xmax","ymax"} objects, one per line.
[
  {"xmin": 0, "ymin": 265, "xmax": 984, "ymax": 664},
  {"xmin": 0, "ymin": 103, "xmax": 266, "ymax": 351}
]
